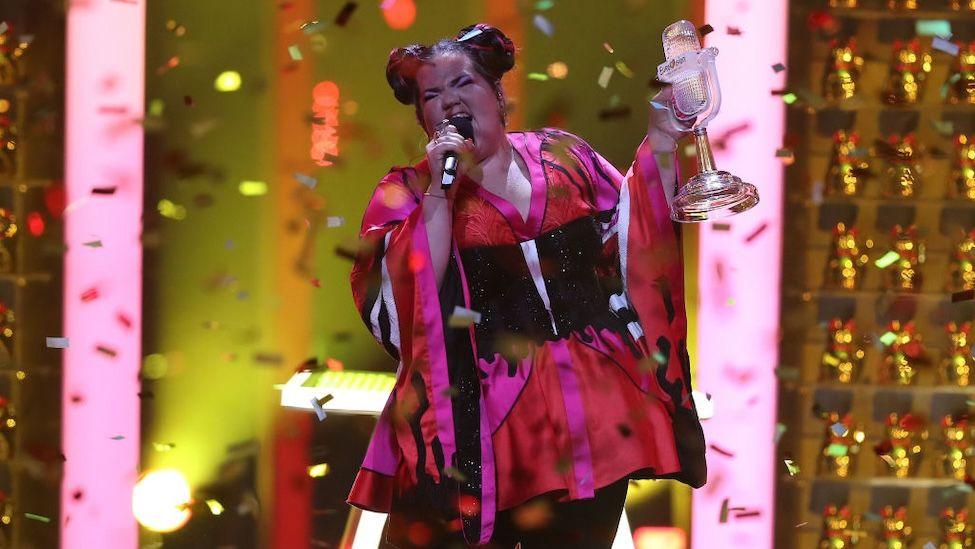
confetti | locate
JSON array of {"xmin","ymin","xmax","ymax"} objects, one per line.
[
  {"xmin": 95, "ymin": 345, "xmax": 117, "ymax": 358},
  {"xmin": 46, "ymin": 337, "xmax": 69, "ymax": 349},
  {"xmin": 915, "ymin": 20, "xmax": 951, "ymax": 37},
  {"xmin": 735, "ymin": 510, "xmax": 762, "ymax": 519},
  {"xmin": 157, "ymin": 199, "xmax": 187, "ymax": 220},
  {"xmin": 527, "ymin": 72, "xmax": 550, "ymax": 81},
  {"xmin": 781, "ymin": 92, "xmax": 798, "ymax": 105},
  {"xmin": 91, "ymin": 186, "xmax": 117, "ymax": 195},
  {"xmin": 299, "ymin": 19, "xmax": 325, "ymax": 34},
  {"xmin": 214, "ymin": 71, "xmax": 242, "ymax": 92},
  {"xmin": 923, "ymin": 542, "xmax": 936, "ymax": 549},
  {"xmin": 152, "ymin": 442, "xmax": 175, "ymax": 452},
  {"xmin": 826, "ymin": 443, "xmax": 848, "ymax": 457},
  {"xmin": 597, "ymin": 66, "xmax": 613, "ymax": 89},
  {"xmin": 288, "ymin": 44, "xmax": 303, "ymax": 61},
  {"xmin": 334, "ymin": 2, "xmax": 357, "ymax": 26},
  {"xmin": 110, "ymin": 435, "xmax": 125, "ymax": 441},
  {"xmin": 546, "ymin": 61, "xmax": 568, "ymax": 79},
  {"xmin": 0, "ymin": 22, "xmax": 7, "ymax": 34},
  {"xmin": 533, "ymin": 14, "xmax": 554, "ymax": 37},
  {"xmin": 745, "ymin": 222, "xmax": 768, "ymax": 242},
  {"xmin": 183, "ymin": 95, "xmax": 194, "ymax": 107},
  {"xmin": 709, "ymin": 443, "xmax": 734, "ymax": 457},
  {"xmin": 712, "ymin": 223, "xmax": 731, "ymax": 231},
  {"xmin": 205, "ymin": 499, "xmax": 224, "ymax": 515},
  {"xmin": 951, "ymin": 289, "xmax": 974, "ymax": 303},
  {"xmin": 879, "ymin": 331, "xmax": 897, "ymax": 346},
  {"xmin": 719, "ymin": 498, "xmax": 730, "ymax": 523},
  {"xmin": 310, "ymin": 278, "xmax": 321, "ymax": 288},
  {"xmin": 698, "ymin": 24, "xmax": 714, "ymax": 37},
  {"xmin": 614, "ymin": 61, "xmax": 634, "ymax": 78},
  {"xmin": 458, "ymin": 26, "xmax": 483, "ymax": 42},
  {"xmin": 796, "ymin": 521, "xmax": 808, "ymax": 528},
  {"xmin": 874, "ymin": 251, "xmax": 901, "ymax": 269},
  {"xmin": 535, "ymin": 0, "xmax": 554, "ymax": 9},
  {"xmin": 253, "ymin": 352, "xmax": 283, "ymax": 365},
  {"xmin": 81, "ymin": 288, "xmax": 99, "ymax": 302},
  {"xmin": 602, "ymin": 42, "xmax": 614, "ymax": 54},
  {"xmin": 24, "ymin": 513, "xmax": 50, "ymax": 523},
  {"xmin": 772, "ymin": 63, "xmax": 786, "ymax": 73},
  {"xmin": 932, "ymin": 36, "xmax": 959, "ymax": 56},
  {"xmin": 307, "ymin": 463, "xmax": 330, "ymax": 478},
  {"xmin": 598, "ymin": 105, "xmax": 631, "ymax": 120},
  {"xmin": 830, "ymin": 422, "xmax": 849, "ymax": 437},
  {"xmin": 325, "ymin": 216, "xmax": 344, "ymax": 228},
  {"xmin": 784, "ymin": 459, "xmax": 800, "ymax": 476},
  {"xmin": 774, "ymin": 423, "xmax": 787, "ymax": 444},
  {"xmin": 727, "ymin": 26, "xmax": 742, "ymax": 36},
  {"xmin": 448, "ymin": 306, "xmax": 482, "ymax": 328},
  {"xmin": 293, "ymin": 172, "xmax": 317, "ymax": 188},
  {"xmin": 311, "ymin": 393, "xmax": 333, "ymax": 421},
  {"xmin": 239, "ymin": 180, "xmax": 268, "ymax": 196}
]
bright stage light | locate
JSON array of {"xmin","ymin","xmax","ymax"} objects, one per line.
[{"xmin": 132, "ymin": 469, "xmax": 192, "ymax": 533}]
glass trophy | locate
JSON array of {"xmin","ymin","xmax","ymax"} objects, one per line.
[{"xmin": 657, "ymin": 20, "xmax": 760, "ymax": 223}]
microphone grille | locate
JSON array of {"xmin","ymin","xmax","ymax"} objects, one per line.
[{"xmin": 662, "ymin": 20, "xmax": 701, "ymax": 60}]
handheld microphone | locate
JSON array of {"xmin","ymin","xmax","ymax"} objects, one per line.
[{"xmin": 441, "ymin": 115, "xmax": 474, "ymax": 190}]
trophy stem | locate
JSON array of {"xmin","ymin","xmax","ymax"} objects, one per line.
[{"xmin": 693, "ymin": 127, "xmax": 716, "ymax": 173}]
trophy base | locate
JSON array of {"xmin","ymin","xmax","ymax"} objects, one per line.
[{"xmin": 670, "ymin": 170, "xmax": 759, "ymax": 223}]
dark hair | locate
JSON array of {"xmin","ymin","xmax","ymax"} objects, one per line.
[{"xmin": 385, "ymin": 23, "xmax": 516, "ymax": 131}]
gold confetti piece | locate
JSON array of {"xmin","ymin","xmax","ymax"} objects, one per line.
[
  {"xmin": 288, "ymin": 44, "xmax": 303, "ymax": 61},
  {"xmin": 784, "ymin": 459, "xmax": 800, "ymax": 476},
  {"xmin": 214, "ymin": 70, "xmax": 242, "ymax": 92},
  {"xmin": 782, "ymin": 92, "xmax": 798, "ymax": 104},
  {"xmin": 152, "ymin": 442, "xmax": 175, "ymax": 452},
  {"xmin": 238, "ymin": 180, "xmax": 268, "ymax": 196},
  {"xmin": 614, "ymin": 61, "xmax": 634, "ymax": 78},
  {"xmin": 205, "ymin": 499, "xmax": 224, "ymax": 515},
  {"xmin": 546, "ymin": 61, "xmax": 568, "ymax": 79},
  {"xmin": 307, "ymin": 463, "xmax": 330, "ymax": 478},
  {"xmin": 796, "ymin": 521, "xmax": 808, "ymax": 528},
  {"xmin": 157, "ymin": 199, "xmax": 187, "ymax": 220},
  {"xmin": 597, "ymin": 66, "xmax": 613, "ymax": 89},
  {"xmin": 874, "ymin": 251, "xmax": 900, "ymax": 269},
  {"xmin": 448, "ymin": 306, "xmax": 482, "ymax": 328},
  {"xmin": 148, "ymin": 98, "xmax": 165, "ymax": 117}
]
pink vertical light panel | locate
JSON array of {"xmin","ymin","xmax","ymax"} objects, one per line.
[
  {"xmin": 63, "ymin": 0, "xmax": 144, "ymax": 547},
  {"xmin": 691, "ymin": 2, "xmax": 787, "ymax": 548}
]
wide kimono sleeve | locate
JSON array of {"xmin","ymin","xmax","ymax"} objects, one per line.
[
  {"xmin": 347, "ymin": 165, "xmax": 469, "ymax": 517},
  {"xmin": 552, "ymin": 129, "xmax": 707, "ymax": 488}
]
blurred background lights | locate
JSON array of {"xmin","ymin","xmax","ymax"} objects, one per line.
[{"xmin": 132, "ymin": 469, "xmax": 192, "ymax": 533}]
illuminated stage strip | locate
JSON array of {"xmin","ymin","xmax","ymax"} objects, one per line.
[
  {"xmin": 691, "ymin": 2, "xmax": 787, "ymax": 548},
  {"xmin": 278, "ymin": 370, "xmax": 395, "ymax": 416},
  {"xmin": 63, "ymin": 1, "xmax": 145, "ymax": 547}
]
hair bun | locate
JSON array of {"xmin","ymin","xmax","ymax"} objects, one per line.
[
  {"xmin": 386, "ymin": 44, "xmax": 425, "ymax": 105},
  {"xmin": 455, "ymin": 23, "xmax": 515, "ymax": 81}
]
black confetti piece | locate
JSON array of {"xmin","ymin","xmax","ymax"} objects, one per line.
[
  {"xmin": 952, "ymin": 289, "xmax": 974, "ymax": 303},
  {"xmin": 91, "ymin": 186, "xmax": 117, "ymax": 195},
  {"xmin": 334, "ymin": 2, "xmax": 357, "ymax": 27},
  {"xmin": 698, "ymin": 24, "xmax": 714, "ymax": 37},
  {"xmin": 745, "ymin": 222, "xmax": 769, "ymax": 243}
]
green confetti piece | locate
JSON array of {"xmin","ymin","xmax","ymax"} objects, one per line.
[
  {"xmin": 652, "ymin": 350, "xmax": 667, "ymax": 365},
  {"xmin": 288, "ymin": 44, "xmax": 303, "ymax": 61},
  {"xmin": 774, "ymin": 423, "xmax": 787, "ymax": 444},
  {"xmin": 915, "ymin": 19, "xmax": 951, "ymax": 37},
  {"xmin": 535, "ymin": 0, "xmax": 555, "ymax": 9},
  {"xmin": 527, "ymin": 72, "xmax": 549, "ymax": 81},
  {"xmin": 614, "ymin": 61, "xmax": 634, "ymax": 78},
  {"xmin": 24, "ymin": 513, "xmax": 50, "ymax": 523},
  {"xmin": 879, "ymin": 331, "xmax": 897, "ymax": 346},
  {"xmin": 826, "ymin": 443, "xmax": 848, "ymax": 457},
  {"xmin": 784, "ymin": 459, "xmax": 800, "ymax": 476},
  {"xmin": 874, "ymin": 251, "xmax": 901, "ymax": 269},
  {"xmin": 782, "ymin": 92, "xmax": 798, "ymax": 105},
  {"xmin": 148, "ymin": 98, "xmax": 165, "ymax": 117}
]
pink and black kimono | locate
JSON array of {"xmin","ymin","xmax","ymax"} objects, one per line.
[{"xmin": 347, "ymin": 128, "xmax": 706, "ymax": 545}]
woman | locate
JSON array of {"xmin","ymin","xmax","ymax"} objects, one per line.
[{"xmin": 348, "ymin": 23, "xmax": 707, "ymax": 548}]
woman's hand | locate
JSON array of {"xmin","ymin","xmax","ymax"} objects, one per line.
[
  {"xmin": 425, "ymin": 119, "xmax": 475, "ymax": 199},
  {"xmin": 648, "ymin": 85, "xmax": 695, "ymax": 153}
]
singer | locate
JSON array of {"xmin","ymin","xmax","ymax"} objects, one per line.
[{"xmin": 348, "ymin": 23, "xmax": 706, "ymax": 549}]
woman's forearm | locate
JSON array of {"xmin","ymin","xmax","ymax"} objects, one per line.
[{"xmin": 422, "ymin": 194, "xmax": 453, "ymax": 289}]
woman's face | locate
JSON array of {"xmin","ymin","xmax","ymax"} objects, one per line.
[{"xmin": 415, "ymin": 51, "xmax": 505, "ymax": 163}]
